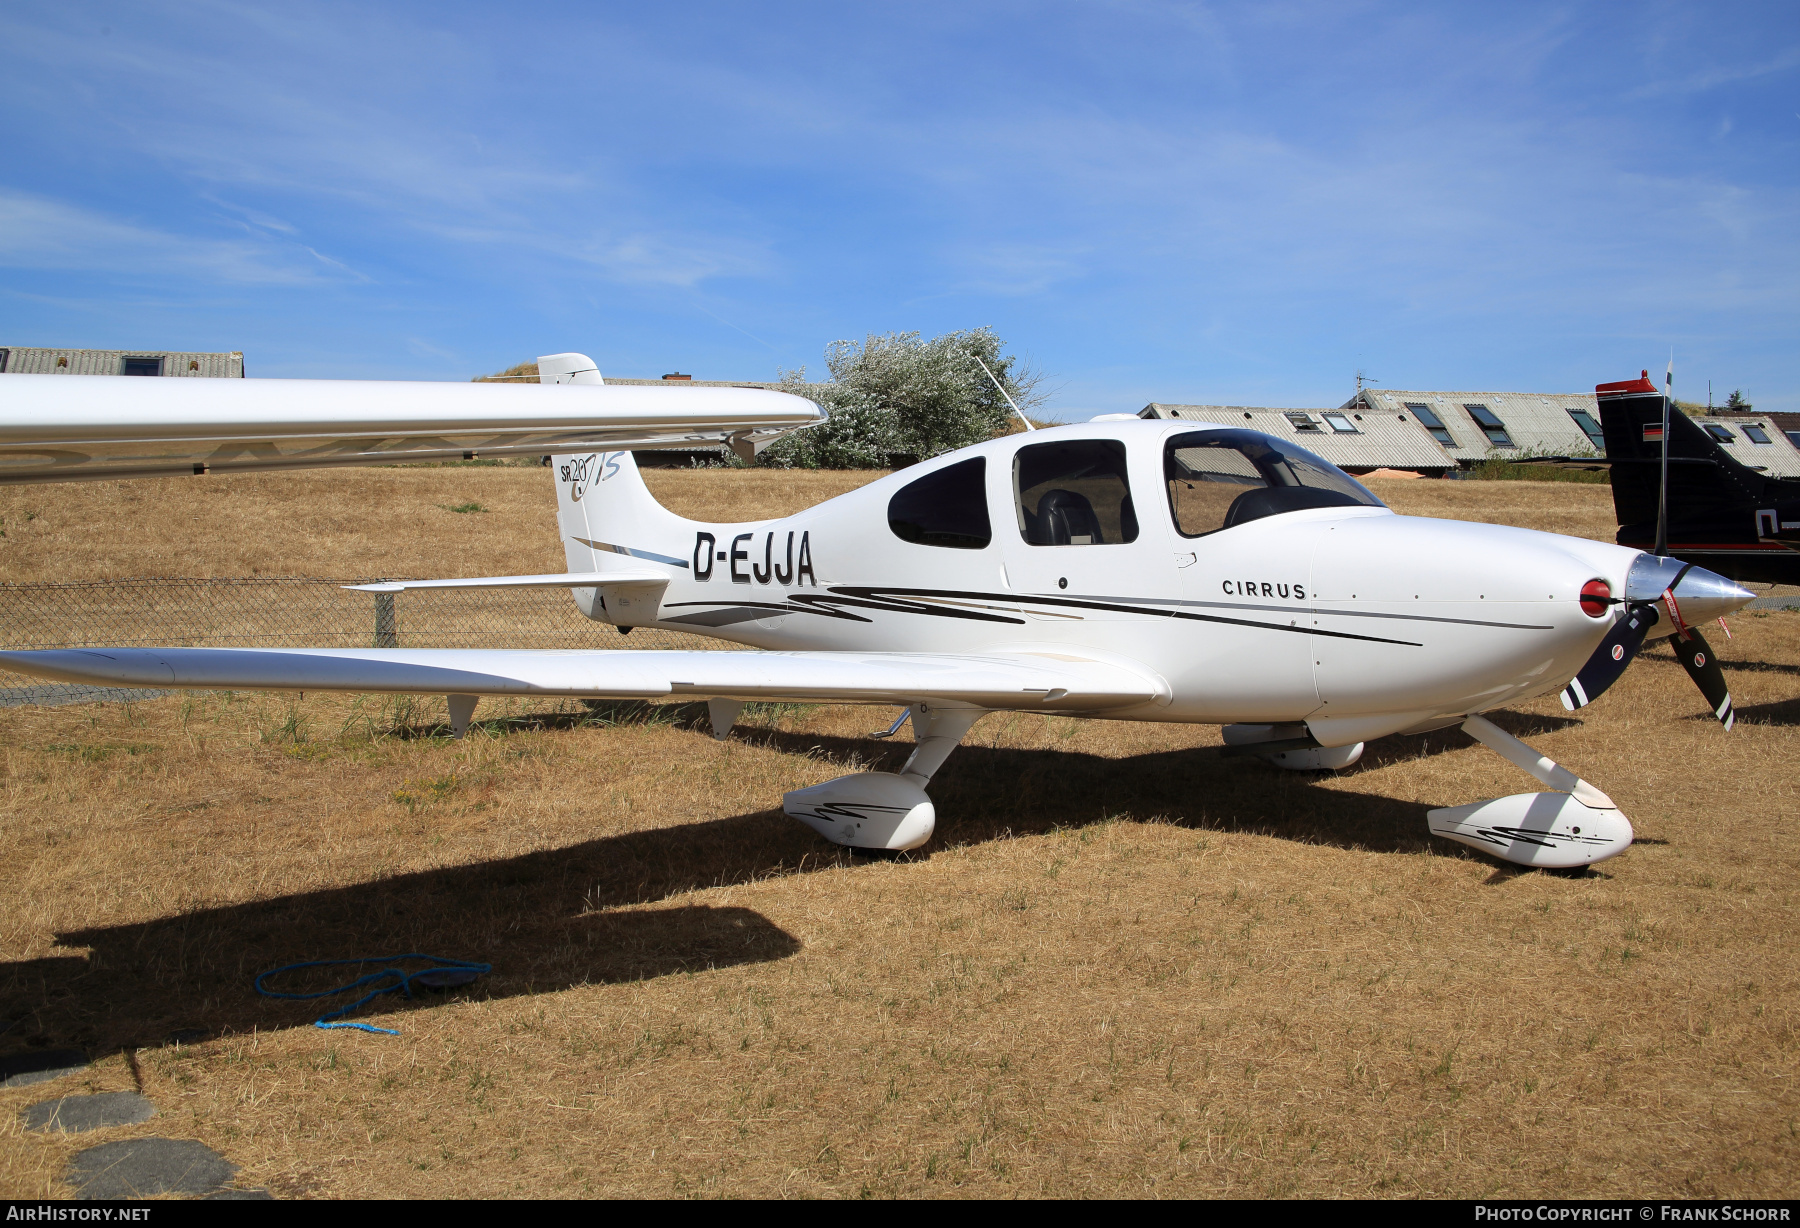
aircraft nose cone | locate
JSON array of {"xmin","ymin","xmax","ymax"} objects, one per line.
[
  {"xmin": 1669, "ymin": 565, "xmax": 1757, "ymax": 624},
  {"xmin": 1624, "ymin": 553, "xmax": 1756, "ymax": 623}
]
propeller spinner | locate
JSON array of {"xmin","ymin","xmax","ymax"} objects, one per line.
[{"xmin": 1560, "ymin": 553, "xmax": 1754, "ymax": 726}]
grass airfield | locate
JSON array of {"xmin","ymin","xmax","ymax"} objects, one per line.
[{"xmin": 0, "ymin": 468, "xmax": 1796, "ymax": 1198}]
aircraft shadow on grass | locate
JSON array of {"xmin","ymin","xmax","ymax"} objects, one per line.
[
  {"xmin": 0, "ymin": 706, "xmax": 1645, "ymax": 1055},
  {"xmin": 1713, "ymin": 695, "xmax": 1800, "ymax": 727},
  {"xmin": 1639, "ymin": 647, "xmax": 1800, "ymax": 679}
]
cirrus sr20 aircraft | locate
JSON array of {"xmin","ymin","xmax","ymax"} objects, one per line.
[{"xmin": 0, "ymin": 357, "xmax": 1756, "ymax": 870}]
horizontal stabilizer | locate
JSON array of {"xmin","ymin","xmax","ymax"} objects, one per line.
[
  {"xmin": 0, "ymin": 375, "xmax": 824, "ymax": 485},
  {"xmin": 0, "ymin": 647, "xmax": 1164, "ymax": 711},
  {"xmin": 344, "ymin": 571, "xmax": 667, "ymax": 593}
]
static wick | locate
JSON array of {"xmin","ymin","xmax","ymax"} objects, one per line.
[{"xmin": 973, "ymin": 355, "xmax": 1034, "ymax": 433}]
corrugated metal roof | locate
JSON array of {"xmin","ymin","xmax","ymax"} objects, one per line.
[
  {"xmin": 1140, "ymin": 403, "xmax": 1455, "ymax": 471},
  {"xmin": 0, "ymin": 347, "xmax": 244, "ymax": 377},
  {"xmin": 1705, "ymin": 414, "xmax": 1800, "ymax": 479},
  {"xmin": 1754, "ymin": 412, "xmax": 1800, "ymax": 451},
  {"xmin": 603, "ymin": 377, "xmax": 779, "ymax": 389},
  {"xmin": 1348, "ymin": 389, "xmax": 1600, "ymax": 461}
]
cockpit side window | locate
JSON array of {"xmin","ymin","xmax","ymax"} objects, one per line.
[
  {"xmin": 1014, "ymin": 439, "xmax": 1138, "ymax": 546},
  {"xmin": 888, "ymin": 456, "xmax": 990, "ymax": 549},
  {"xmin": 1164, "ymin": 429, "xmax": 1384, "ymax": 538}
]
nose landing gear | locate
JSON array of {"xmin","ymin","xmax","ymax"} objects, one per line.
[{"xmin": 1427, "ymin": 714, "xmax": 1633, "ymax": 869}]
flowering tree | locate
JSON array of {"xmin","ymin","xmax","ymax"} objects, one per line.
[{"xmin": 760, "ymin": 327, "xmax": 1044, "ymax": 468}]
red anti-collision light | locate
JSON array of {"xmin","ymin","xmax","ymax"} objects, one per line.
[{"xmin": 1580, "ymin": 579, "xmax": 1612, "ymax": 618}]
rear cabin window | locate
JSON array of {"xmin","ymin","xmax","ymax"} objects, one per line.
[
  {"xmin": 887, "ymin": 457, "xmax": 990, "ymax": 549},
  {"xmin": 1013, "ymin": 439, "xmax": 1138, "ymax": 545},
  {"xmin": 1165, "ymin": 429, "xmax": 1384, "ymax": 538}
]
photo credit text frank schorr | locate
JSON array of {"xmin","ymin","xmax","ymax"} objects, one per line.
[{"xmin": 1475, "ymin": 1208, "xmax": 1793, "ymax": 1223}]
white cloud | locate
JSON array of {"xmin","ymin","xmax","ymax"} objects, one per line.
[{"xmin": 0, "ymin": 190, "xmax": 336, "ymax": 285}]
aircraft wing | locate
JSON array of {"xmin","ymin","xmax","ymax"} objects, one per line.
[
  {"xmin": 0, "ymin": 375, "xmax": 823, "ymax": 485},
  {"xmin": 0, "ymin": 647, "xmax": 1165, "ymax": 711}
]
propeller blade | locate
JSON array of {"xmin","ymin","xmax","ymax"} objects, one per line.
[
  {"xmin": 1673, "ymin": 628, "xmax": 1735, "ymax": 729},
  {"xmin": 1560, "ymin": 602, "xmax": 1658, "ymax": 710}
]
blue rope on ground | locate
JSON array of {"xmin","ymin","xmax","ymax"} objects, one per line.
[{"xmin": 254, "ymin": 954, "xmax": 492, "ymax": 1035}]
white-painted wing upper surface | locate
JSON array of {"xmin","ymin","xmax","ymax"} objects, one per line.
[
  {"xmin": 0, "ymin": 375, "xmax": 823, "ymax": 484},
  {"xmin": 0, "ymin": 647, "xmax": 1162, "ymax": 710}
]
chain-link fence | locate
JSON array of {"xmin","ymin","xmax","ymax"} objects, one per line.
[{"xmin": 0, "ymin": 578, "xmax": 735, "ymax": 707}]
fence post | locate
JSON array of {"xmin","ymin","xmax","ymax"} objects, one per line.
[{"xmin": 373, "ymin": 591, "xmax": 397, "ymax": 648}]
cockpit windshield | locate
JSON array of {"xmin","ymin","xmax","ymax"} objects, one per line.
[{"xmin": 1164, "ymin": 428, "xmax": 1385, "ymax": 538}]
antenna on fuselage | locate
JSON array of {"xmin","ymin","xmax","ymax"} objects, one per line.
[
  {"xmin": 973, "ymin": 355, "xmax": 1035, "ymax": 432},
  {"xmin": 1655, "ymin": 354, "xmax": 1674, "ymax": 557}
]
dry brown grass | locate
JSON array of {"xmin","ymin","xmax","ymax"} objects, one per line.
[
  {"xmin": 1, "ymin": 466, "xmax": 1797, "ymax": 1199},
  {"xmin": 0, "ymin": 467, "xmax": 1617, "ymax": 584},
  {"xmin": 1366, "ymin": 478, "xmax": 1617, "ymax": 541},
  {"xmin": 0, "ymin": 467, "xmax": 881, "ymax": 582}
]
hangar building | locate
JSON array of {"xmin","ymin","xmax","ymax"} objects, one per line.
[
  {"xmin": 1137, "ymin": 403, "xmax": 1455, "ymax": 476},
  {"xmin": 0, "ymin": 347, "xmax": 244, "ymax": 377},
  {"xmin": 1339, "ymin": 388, "xmax": 1605, "ymax": 462},
  {"xmin": 1144, "ymin": 387, "xmax": 1800, "ymax": 478},
  {"xmin": 1696, "ymin": 413, "xmax": 1800, "ymax": 478}
]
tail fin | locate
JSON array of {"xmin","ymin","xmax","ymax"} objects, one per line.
[
  {"xmin": 537, "ymin": 352, "xmax": 603, "ymax": 385},
  {"xmin": 543, "ymin": 353, "xmax": 695, "ymax": 618},
  {"xmin": 1597, "ymin": 372, "xmax": 1770, "ymax": 547},
  {"xmin": 550, "ymin": 449, "xmax": 701, "ymax": 620}
]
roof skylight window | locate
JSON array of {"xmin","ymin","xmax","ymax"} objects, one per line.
[
  {"xmin": 1704, "ymin": 423, "xmax": 1737, "ymax": 444},
  {"xmin": 1463, "ymin": 404, "xmax": 1514, "ymax": 447},
  {"xmin": 1742, "ymin": 424, "xmax": 1772, "ymax": 445},
  {"xmin": 1567, "ymin": 409, "xmax": 1605, "ymax": 450},
  {"xmin": 1322, "ymin": 413, "xmax": 1360, "ymax": 434},
  {"xmin": 1284, "ymin": 412, "xmax": 1323, "ymax": 433},
  {"xmin": 1405, "ymin": 403, "xmax": 1454, "ymax": 446}
]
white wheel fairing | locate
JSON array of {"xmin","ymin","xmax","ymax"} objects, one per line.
[
  {"xmin": 783, "ymin": 772, "xmax": 936, "ymax": 851},
  {"xmin": 1427, "ymin": 793, "xmax": 1634, "ymax": 868}
]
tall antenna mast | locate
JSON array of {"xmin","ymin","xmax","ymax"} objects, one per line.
[
  {"xmin": 1655, "ymin": 354, "xmax": 1673, "ymax": 557},
  {"xmin": 973, "ymin": 355, "xmax": 1034, "ymax": 432},
  {"xmin": 1356, "ymin": 369, "xmax": 1380, "ymax": 395}
]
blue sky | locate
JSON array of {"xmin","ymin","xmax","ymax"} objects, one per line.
[{"xmin": 1, "ymin": 1, "xmax": 1795, "ymax": 414}]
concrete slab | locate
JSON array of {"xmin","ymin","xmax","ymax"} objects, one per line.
[
  {"xmin": 66, "ymin": 1138, "xmax": 237, "ymax": 1200},
  {"xmin": 0, "ymin": 1049, "xmax": 89, "ymax": 1088},
  {"xmin": 25, "ymin": 1091, "xmax": 156, "ymax": 1133}
]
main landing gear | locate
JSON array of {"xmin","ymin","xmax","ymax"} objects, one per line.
[{"xmin": 779, "ymin": 704, "xmax": 985, "ymax": 852}]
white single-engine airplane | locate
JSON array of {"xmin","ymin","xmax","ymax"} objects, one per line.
[{"xmin": 0, "ymin": 358, "xmax": 1756, "ymax": 869}]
